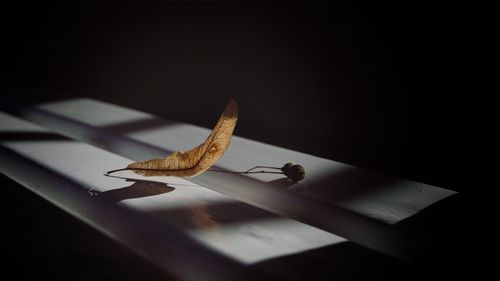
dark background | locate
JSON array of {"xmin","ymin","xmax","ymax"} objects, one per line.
[{"xmin": 1, "ymin": 1, "xmax": 475, "ymax": 280}]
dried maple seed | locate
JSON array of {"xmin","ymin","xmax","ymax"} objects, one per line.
[
  {"xmin": 106, "ymin": 100, "xmax": 307, "ymax": 183},
  {"xmin": 108, "ymin": 100, "xmax": 238, "ymax": 177}
]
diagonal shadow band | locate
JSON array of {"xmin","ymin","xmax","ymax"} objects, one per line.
[
  {"xmin": 252, "ymin": 241, "xmax": 412, "ymax": 281},
  {"xmin": 150, "ymin": 198, "xmax": 280, "ymax": 229},
  {"xmin": 0, "ymin": 102, "xmax": 175, "ymax": 160},
  {"xmin": 102, "ymin": 118, "xmax": 175, "ymax": 135},
  {"xmin": 102, "ymin": 174, "xmax": 278, "ymax": 228},
  {"xmin": 299, "ymin": 167, "xmax": 403, "ymax": 203},
  {"xmin": 0, "ymin": 131, "xmax": 71, "ymax": 141}
]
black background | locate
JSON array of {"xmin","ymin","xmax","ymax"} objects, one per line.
[{"xmin": 1, "ymin": 1, "xmax": 476, "ymax": 280}]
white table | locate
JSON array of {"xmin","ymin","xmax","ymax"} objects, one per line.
[{"xmin": 0, "ymin": 98, "xmax": 456, "ymax": 280}]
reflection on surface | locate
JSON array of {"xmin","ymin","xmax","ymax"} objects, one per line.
[
  {"xmin": 151, "ymin": 200, "xmax": 277, "ymax": 229},
  {"xmin": 101, "ymin": 174, "xmax": 175, "ymax": 202},
  {"xmin": 190, "ymin": 203, "xmax": 220, "ymax": 231}
]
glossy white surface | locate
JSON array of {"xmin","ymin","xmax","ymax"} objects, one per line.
[
  {"xmin": 40, "ymin": 98, "xmax": 456, "ymax": 224},
  {"xmin": 2, "ymin": 98, "xmax": 457, "ymax": 260},
  {"xmin": 0, "ymin": 112, "xmax": 344, "ymax": 265}
]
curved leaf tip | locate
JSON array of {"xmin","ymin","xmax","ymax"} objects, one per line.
[{"xmin": 126, "ymin": 100, "xmax": 239, "ymax": 178}]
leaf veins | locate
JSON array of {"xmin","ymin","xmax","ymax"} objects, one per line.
[{"xmin": 125, "ymin": 100, "xmax": 238, "ymax": 177}]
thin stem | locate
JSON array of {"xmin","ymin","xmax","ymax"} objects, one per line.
[
  {"xmin": 106, "ymin": 168, "xmax": 132, "ymax": 174},
  {"xmin": 210, "ymin": 169, "xmax": 283, "ymax": 175},
  {"xmin": 244, "ymin": 165, "xmax": 282, "ymax": 173}
]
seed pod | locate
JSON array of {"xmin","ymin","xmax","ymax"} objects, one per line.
[{"xmin": 281, "ymin": 162, "xmax": 305, "ymax": 182}]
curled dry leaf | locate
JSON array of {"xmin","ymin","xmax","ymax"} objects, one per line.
[{"xmin": 126, "ymin": 100, "xmax": 238, "ymax": 177}]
